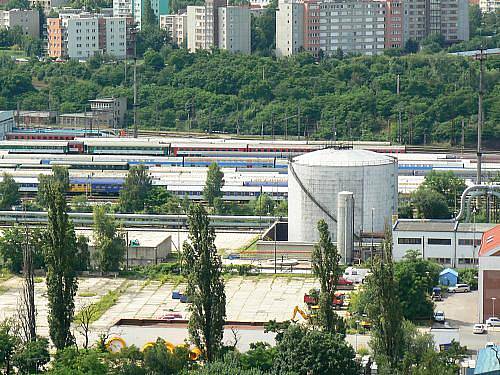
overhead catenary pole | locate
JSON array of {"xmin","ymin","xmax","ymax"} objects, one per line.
[
  {"xmin": 476, "ymin": 48, "xmax": 485, "ymax": 185},
  {"xmin": 133, "ymin": 56, "xmax": 137, "ymax": 138},
  {"xmin": 397, "ymin": 74, "xmax": 401, "ymax": 144}
]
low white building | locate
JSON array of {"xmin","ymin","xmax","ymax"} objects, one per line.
[
  {"xmin": 392, "ymin": 219, "xmax": 496, "ymax": 268},
  {"xmin": 0, "ymin": 9, "xmax": 40, "ymax": 38}
]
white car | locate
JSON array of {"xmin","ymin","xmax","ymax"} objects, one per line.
[
  {"xmin": 486, "ymin": 317, "xmax": 500, "ymax": 327},
  {"xmin": 434, "ymin": 311, "xmax": 446, "ymax": 323},
  {"xmin": 448, "ymin": 283, "xmax": 471, "ymax": 293},
  {"xmin": 473, "ymin": 324, "xmax": 487, "ymax": 334}
]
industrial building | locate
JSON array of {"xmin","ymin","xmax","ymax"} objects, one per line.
[
  {"xmin": 393, "ymin": 219, "xmax": 496, "ymax": 268},
  {"xmin": 288, "ymin": 148, "xmax": 398, "ymax": 263},
  {"xmin": 89, "ymin": 97, "xmax": 127, "ymax": 128},
  {"xmin": 79, "ymin": 229, "xmax": 172, "ymax": 267},
  {"xmin": 478, "ymin": 225, "xmax": 500, "ymax": 323}
]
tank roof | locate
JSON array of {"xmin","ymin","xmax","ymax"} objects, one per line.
[{"xmin": 292, "ymin": 148, "xmax": 395, "ymax": 167}]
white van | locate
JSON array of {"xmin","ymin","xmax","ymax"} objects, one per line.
[{"xmin": 343, "ymin": 267, "xmax": 370, "ymax": 284}]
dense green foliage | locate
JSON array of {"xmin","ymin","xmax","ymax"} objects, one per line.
[
  {"xmin": 37, "ymin": 166, "xmax": 70, "ymax": 208},
  {"xmin": 183, "ymin": 204, "xmax": 226, "ymax": 362},
  {"xmin": 311, "ymin": 219, "xmax": 345, "ymax": 334},
  {"xmin": 203, "ymin": 163, "xmax": 224, "ymax": 207},
  {"xmin": 1, "ymin": 44, "xmax": 499, "ymax": 145},
  {"xmin": 0, "ymin": 226, "xmax": 45, "ymax": 273},
  {"xmin": 119, "ymin": 165, "xmax": 153, "ymax": 213},
  {"xmin": 0, "ymin": 173, "xmax": 19, "ymax": 210},
  {"xmin": 93, "ymin": 206, "xmax": 125, "ymax": 272}
]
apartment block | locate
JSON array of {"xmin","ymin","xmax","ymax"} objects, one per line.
[
  {"xmin": 403, "ymin": 0, "xmax": 469, "ymax": 43},
  {"xmin": 275, "ymin": 0, "xmax": 304, "ymax": 57},
  {"xmin": 160, "ymin": 12, "xmax": 187, "ymax": 46},
  {"xmin": 186, "ymin": 0, "xmax": 226, "ymax": 52},
  {"xmin": 0, "ymin": 9, "xmax": 40, "ymax": 38},
  {"xmin": 218, "ymin": 6, "xmax": 251, "ymax": 54},
  {"xmin": 277, "ymin": 0, "xmax": 469, "ymax": 57},
  {"xmin": 479, "ymin": 0, "xmax": 498, "ymax": 12},
  {"xmin": 47, "ymin": 12, "xmax": 134, "ymax": 60},
  {"xmin": 113, "ymin": 0, "xmax": 168, "ymax": 29}
]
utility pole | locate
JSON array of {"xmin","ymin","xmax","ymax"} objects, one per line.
[
  {"xmin": 133, "ymin": 56, "xmax": 138, "ymax": 138},
  {"xmin": 332, "ymin": 116, "xmax": 336, "ymax": 143},
  {"xmin": 397, "ymin": 74, "xmax": 401, "ymax": 144},
  {"xmin": 476, "ymin": 49, "xmax": 485, "ymax": 185},
  {"xmin": 297, "ymin": 107, "xmax": 301, "ymax": 141},
  {"xmin": 461, "ymin": 118, "xmax": 465, "ymax": 155}
]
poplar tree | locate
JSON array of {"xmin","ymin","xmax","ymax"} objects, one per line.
[
  {"xmin": 119, "ymin": 165, "xmax": 152, "ymax": 213},
  {"xmin": 0, "ymin": 173, "xmax": 19, "ymax": 210},
  {"xmin": 93, "ymin": 206, "xmax": 125, "ymax": 272},
  {"xmin": 44, "ymin": 182, "xmax": 78, "ymax": 350},
  {"xmin": 311, "ymin": 219, "xmax": 345, "ymax": 334},
  {"xmin": 203, "ymin": 163, "xmax": 224, "ymax": 207},
  {"xmin": 366, "ymin": 231, "xmax": 405, "ymax": 371},
  {"xmin": 183, "ymin": 204, "xmax": 226, "ymax": 362}
]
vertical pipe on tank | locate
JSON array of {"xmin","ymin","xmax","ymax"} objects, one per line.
[{"xmin": 337, "ymin": 191, "xmax": 354, "ymax": 264}]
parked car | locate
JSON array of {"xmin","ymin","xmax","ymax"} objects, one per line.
[
  {"xmin": 486, "ymin": 317, "xmax": 500, "ymax": 327},
  {"xmin": 337, "ymin": 277, "xmax": 354, "ymax": 286},
  {"xmin": 433, "ymin": 311, "xmax": 446, "ymax": 323},
  {"xmin": 448, "ymin": 283, "xmax": 470, "ymax": 293},
  {"xmin": 431, "ymin": 287, "xmax": 442, "ymax": 301},
  {"xmin": 473, "ymin": 324, "xmax": 487, "ymax": 334}
]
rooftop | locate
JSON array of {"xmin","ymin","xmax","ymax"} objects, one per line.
[
  {"xmin": 474, "ymin": 345, "xmax": 500, "ymax": 374},
  {"xmin": 479, "ymin": 225, "xmax": 500, "ymax": 257},
  {"xmin": 292, "ymin": 148, "xmax": 395, "ymax": 167},
  {"xmin": 76, "ymin": 230, "xmax": 171, "ymax": 248},
  {"xmin": 394, "ymin": 220, "xmax": 498, "ymax": 233}
]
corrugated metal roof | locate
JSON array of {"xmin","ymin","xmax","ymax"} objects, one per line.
[
  {"xmin": 394, "ymin": 220, "xmax": 456, "ymax": 232},
  {"xmin": 474, "ymin": 346, "xmax": 500, "ymax": 374},
  {"xmin": 292, "ymin": 149, "xmax": 395, "ymax": 167}
]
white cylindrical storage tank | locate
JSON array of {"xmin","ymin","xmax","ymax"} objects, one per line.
[
  {"xmin": 337, "ymin": 191, "xmax": 354, "ymax": 264},
  {"xmin": 288, "ymin": 149, "xmax": 398, "ymax": 243}
]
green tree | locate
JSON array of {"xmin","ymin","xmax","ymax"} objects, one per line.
[
  {"xmin": 203, "ymin": 163, "xmax": 224, "ymax": 207},
  {"xmin": 458, "ymin": 268, "xmax": 478, "ymax": 290},
  {"xmin": 0, "ymin": 320, "xmax": 19, "ymax": 375},
  {"xmin": 142, "ymin": 0, "xmax": 158, "ymax": 28},
  {"xmin": 0, "ymin": 173, "xmax": 19, "ymax": 210},
  {"xmin": 43, "ymin": 183, "xmax": 78, "ymax": 350},
  {"xmin": 144, "ymin": 49, "xmax": 164, "ymax": 70},
  {"xmin": 119, "ymin": 165, "xmax": 152, "ymax": 213},
  {"xmin": 194, "ymin": 352, "xmax": 263, "ymax": 375},
  {"xmin": 93, "ymin": 206, "xmax": 125, "ymax": 272},
  {"xmin": 311, "ymin": 219, "xmax": 345, "ymax": 334},
  {"xmin": 12, "ymin": 338, "xmax": 50, "ymax": 375},
  {"xmin": 249, "ymin": 193, "xmax": 274, "ymax": 216},
  {"xmin": 142, "ymin": 338, "xmax": 191, "ymax": 374},
  {"xmin": 272, "ymin": 324, "xmax": 359, "ymax": 375},
  {"xmin": 240, "ymin": 342, "xmax": 276, "ymax": 372},
  {"xmin": 37, "ymin": 166, "xmax": 70, "ymax": 208},
  {"xmin": 421, "ymin": 171, "xmax": 466, "ymax": 212},
  {"xmin": 411, "ymin": 187, "xmax": 451, "ymax": 219},
  {"xmin": 0, "ymin": 226, "xmax": 45, "ymax": 273},
  {"xmin": 183, "ymin": 204, "xmax": 226, "ymax": 362},
  {"xmin": 366, "ymin": 231, "xmax": 405, "ymax": 372},
  {"xmin": 48, "ymin": 346, "xmax": 109, "ymax": 374},
  {"xmin": 76, "ymin": 234, "xmax": 90, "ymax": 272}
]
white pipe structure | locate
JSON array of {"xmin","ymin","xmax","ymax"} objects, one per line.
[{"xmin": 454, "ymin": 184, "xmax": 500, "ymax": 222}]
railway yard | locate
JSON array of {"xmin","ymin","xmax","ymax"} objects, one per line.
[{"xmin": 0, "ymin": 128, "xmax": 499, "ymax": 355}]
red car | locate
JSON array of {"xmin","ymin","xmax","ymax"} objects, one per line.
[{"xmin": 337, "ymin": 277, "xmax": 354, "ymax": 286}]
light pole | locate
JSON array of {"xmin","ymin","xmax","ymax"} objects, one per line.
[
  {"xmin": 492, "ymin": 297, "xmax": 497, "ymax": 318},
  {"xmin": 355, "ymin": 320, "xmax": 360, "ymax": 352},
  {"xmin": 473, "ymin": 208, "xmax": 477, "ymax": 266},
  {"xmin": 371, "ymin": 208, "xmax": 374, "ymax": 265}
]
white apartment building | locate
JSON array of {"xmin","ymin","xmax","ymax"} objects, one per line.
[
  {"xmin": 392, "ymin": 220, "xmax": 497, "ymax": 268},
  {"xmin": 186, "ymin": 0, "xmax": 226, "ymax": 52},
  {"xmin": 102, "ymin": 17, "xmax": 129, "ymax": 59},
  {"xmin": 218, "ymin": 6, "xmax": 251, "ymax": 54},
  {"xmin": 64, "ymin": 15, "xmax": 100, "ymax": 60},
  {"xmin": 0, "ymin": 9, "xmax": 40, "ymax": 38},
  {"xmin": 316, "ymin": 0, "xmax": 386, "ymax": 55},
  {"xmin": 479, "ymin": 0, "xmax": 499, "ymax": 13},
  {"xmin": 275, "ymin": 0, "xmax": 304, "ymax": 57},
  {"xmin": 160, "ymin": 12, "xmax": 187, "ymax": 47}
]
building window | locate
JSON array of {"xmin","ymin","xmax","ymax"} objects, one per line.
[
  {"xmin": 458, "ymin": 239, "xmax": 481, "ymax": 246},
  {"xmin": 398, "ymin": 237, "xmax": 422, "ymax": 245},
  {"xmin": 428, "ymin": 238, "xmax": 452, "ymax": 245}
]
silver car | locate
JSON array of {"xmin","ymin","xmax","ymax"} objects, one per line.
[{"xmin": 448, "ymin": 283, "xmax": 470, "ymax": 293}]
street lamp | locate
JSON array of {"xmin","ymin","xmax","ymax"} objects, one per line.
[
  {"xmin": 492, "ymin": 297, "xmax": 497, "ymax": 318},
  {"xmin": 355, "ymin": 320, "xmax": 360, "ymax": 352}
]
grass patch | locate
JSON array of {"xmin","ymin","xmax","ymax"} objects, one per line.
[
  {"xmin": 79, "ymin": 291, "xmax": 97, "ymax": 297},
  {"xmin": 0, "ymin": 286, "xmax": 8, "ymax": 295},
  {"xmin": 0, "ymin": 269, "xmax": 13, "ymax": 283},
  {"xmin": 74, "ymin": 281, "xmax": 129, "ymax": 324},
  {"xmin": 34, "ymin": 277, "xmax": 44, "ymax": 283},
  {"xmin": 237, "ymin": 236, "xmax": 260, "ymax": 253}
]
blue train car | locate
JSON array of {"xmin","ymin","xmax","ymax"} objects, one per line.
[{"xmin": 69, "ymin": 177, "xmax": 124, "ymax": 195}]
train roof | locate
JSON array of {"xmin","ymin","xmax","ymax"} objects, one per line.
[
  {"xmin": 71, "ymin": 177, "xmax": 125, "ymax": 183},
  {"xmin": 0, "ymin": 140, "xmax": 68, "ymax": 146}
]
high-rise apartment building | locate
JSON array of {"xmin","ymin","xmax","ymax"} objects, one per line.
[
  {"xmin": 275, "ymin": 0, "xmax": 304, "ymax": 57},
  {"xmin": 218, "ymin": 6, "xmax": 251, "ymax": 54},
  {"xmin": 0, "ymin": 9, "xmax": 40, "ymax": 38},
  {"xmin": 160, "ymin": 12, "xmax": 187, "ymax": 46},
  {"xmin": 277, "ymin": 0, "xmax": 469, "ymax": 57},
  {"xmin": 113, "ymin": 0, "xmax": 168, "ymax": 29},
  {"xmin": 403, "ymin": 0, "xmax": 469, "ymax": 43},
  {"xmin": 479, "ymin": 0, "xmax": 498, "ymax": 13},
  {"xmin": 47, "ymin": 12, "xmax": 134, "ymax": 60}
]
